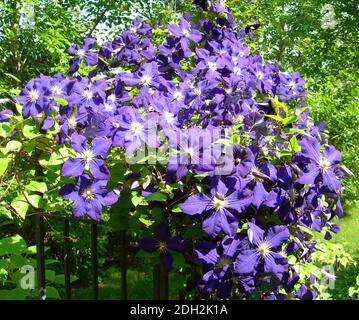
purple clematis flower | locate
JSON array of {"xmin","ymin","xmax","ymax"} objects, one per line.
[
  {"xmin": 0, "ymin": 109, "xmax": 13, "ymax": 123},
  {"xmin": 62, "ymin": 132, "xmax": 111, "ymax": 179},
  {"xmin": 16, "ymin": 77, "xmax": 49, "ymax": 120},
  {"xmin": 68, "ymin": 38, "xmax": 98, "ymax": 75},
  {"xmin": 235, "ymin": 222, "xmax": 289, "ymax": 276},
  {"xmin": 180, "ymin": 179, "xmax": 252, "ymax": 237},
  {"xmin": 168, "ymin": 17, "xmax": 203, "ymax": 57},
  {"xmin": 137, "ymin": 222, "xmax": 186, "ymax": 269},
  {"xmin": 296, "ymin": 137, "xmax": 342, "ymax": 192},
  {"xmin": 59, "ymin": 175, "xmax": 119, "ymax": 221}
]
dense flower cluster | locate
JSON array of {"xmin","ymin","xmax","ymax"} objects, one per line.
[{"xmin": 11, "ymin": 1, "xmax": 347, "ymax": 299}]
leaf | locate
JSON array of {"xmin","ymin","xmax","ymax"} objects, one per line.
[
  {"xmin": 183, "ymin": 224, "xmax": 203, "ymax": 239},
  {"xmin": 46, "ymin": 286, "xmax": 60, "ymax": 299},
  {"xmin": 23, "ymin": 123, "xmax": 41, "ymax": 139},
  {"xmin": 171, "ymin": 251, "xmax": 186, "ymax": 270},
  {"xmin": 53, "ymin": 97, "xmax": 68, "ymax": 106},
  {"xmin": 4, "ymin": 73, "xmax": 21, "ymax": 83},
  {"xmin": 145, "ymin": 192, "xmax": 167, "ymax": 202},
  {"xmin": 26, "ymin": 181, "xmax": 47, "ymax": 194},
  {"xmin": 11, "ymin": 195, "xmax": 29, "ymax": 220},
  {"xmin": 282, "ymin": 115, "xmax": 300, "ymax": 126},
  {"xmin": 53, "ymin": 274, "xmax": 78, "ymax": 284},
  {"xmin": 264, "ymin": 114, "xmax": 284, "ymax": 122},
  {"xmin": 5, "ymin": 140, "xmax": 22, "ymax": 153},
  {"xmin": 135, "ymin": 249, "xmax": 158, "ymax": 258},
  {"xmin": 131, "ymin": 192, "xmax": 146, "ymax": 207},
  {"xmin": 0, "ymin": 235, "xmax": 27, "ymax": 256},
  {"xmin": 25, "ymin": 245, "xmax": 37, "ymax": 255},
  {"xmin": 45, "ymin": 270, "xmax": 56, "ymax": 282},
  {"xmin": 0, "ymin": 156, "xmax": 11, "ymax": 177},
  {"xmin": 0, "ymin": 122, "xmax": 13, "ymax": 138},
  {"xmin": 26, "ymin": 194, "xmax": 42, "ymax": 208},
  {"xmin": 289, "ymin": 136, "xmax": 300, "ymax": 153},
  {"xmin": 139, "ymin": 217, "xmax": 154, "ymax": 227},
  {"xmin": 172, "ymin": 206, "xmax": 182, "ymax": 213}
]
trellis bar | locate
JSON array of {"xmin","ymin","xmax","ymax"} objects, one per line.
[
  {"xmin": 63, "ymin": 219, "xmax": 71, "ymax": 300},
  {"xmin": 120, "ymin": 230, "xmax": 127, "ymax": 300},
  {"xmin": 91, "ymin": 223, "xmax": 99, "ymax": 300},
  {"xmin": 35, "ymin": 215, "xmax": 46, "ymax": 300}
]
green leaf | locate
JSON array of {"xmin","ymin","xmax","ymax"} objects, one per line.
[
  {"xmin": 135, "ymin": 249, "xmax": 158, "ymax": 258},
  {"xmin": 282, "ymin": 115, "xmax": 300, "ymax": 126},
  {"xmin": 289, "ymin": 136, "xmax": 300, "ymax": 153},
  {"xmin": 0, "ymin": 122, "xmax": 13, "ymax": 138},
  {"xmin": 171, "ymin": 251, "xmax": 186, "ymax": 270},
  {"xmin": 139, "ymin": 217, "xmax": 154, "ymax": 227},
  {"xmin": 26, "ymin": 181, "xmax": 47, "ymax": 194},
  {"xmin": 25, "ymin": 245, "xmax": 37, "ymax": 255},
  {"xmin": 10, "ymin": 195, "xmax": 29, "ymax": 220},
  {"xmin": 45, "ymin": 270, "xmax": 56, "ymax": 282},
  {"xmin": 172, "ymin": 206, "xmax": 182, "ymax": 213},
  {"xmin": 5, "ymin": 140, "xmax": 22, "ymax": 153},
  {"xmin": 0, "ymin": 156, "xmax": 11, "ymax": 177},
  {"xmin": 26, "ymin": 194, "xmax": 42, "ymax": 208},
  {"xmin": 46, "ymin": 286, "xmax": 60, "ymax": 299},
  {"xmin": 0, "ymin": 235, "xmax": 27, "ymax": 256},
  {"xmin": 53, "ymin": 274, "xmax": 78, "ymax": 284},
  {"xmin": 131, "ymin": 192, "xmax": 146, "ymax": 207},
  {"xmin": 183, "ymin": 224, "xmax": 203, "ymax": 239},
  {"xmin": 23, "ymin": 123, "xmax": 41, "ymax": 139},
  {"xmin": 53, "ymin": 97, "xmax": 68, "ymax": 106},
  {"xmin": 264, "ymin": 114, "xmax": 284, "ymax": 122},
  {"xmin": 4, "ymin": 72, "xmax": 21, "ymax": 83},
  {"xmin": 145, "ymin": 192, "xmax": 167, "ymax": 202}
]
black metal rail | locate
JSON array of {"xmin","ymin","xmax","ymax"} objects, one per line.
[{"xmin": 34, "ymin": 214, "xmax": 170, "ymax": 300}]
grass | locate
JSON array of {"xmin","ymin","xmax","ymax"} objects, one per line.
[
  {"xmin": 71, "ymin": 267, "xmax": 180, "ymax": 300},
  {"xmin": 329, "ymin": 203, "xmax": 359, "ymax": 299},
  {"xmin": 71, "ymin": 268, "xmax": 153, "ymax": 300}
]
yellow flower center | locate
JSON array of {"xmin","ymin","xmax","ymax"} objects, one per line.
[
  {"xmin": 288, "ymin": 81, "xmax": 296, "ymax": 89},
  {"xmin": 208, "ymin": 61, "xmax": 217, "ymax": 71},
  {"xmin": 130, "ymin": 122, "xmax": 144, "ymax": 134},
  {"xmin": 81, "ymin": 188, "xmax": 94, "ymax": 200},
  {"xmin": 52, "ymin": 86, "xmax": 62, "ymax": 95},
  {"xmin": 164, "ymin": 112, "xmax": 175, "ymax": 124},
  {"xmin": 194, "ymin": 88, "xmax": 201, "ymax": 96},
  {"xmin": 173, "ymin": 90, "xmax": 183, "ymax": 101},
  {"xmin": 77, "ymin": 49, "xmax": 85, "ymax": 59},
  {"xmin": 256, "ymin": 71, "xmax": 264, "ymax": 81},
  {"xmin": 28, "ymin": 89, "xmax": 39, "ymax": 102},
  {"xmin": 233, "ymin": 67, "xmax": 241, "ymax": 75},
  {"xmin": 213, "ymin": 195, "xmax": 227, "ymax": 210},
  {"xmin": 157, "ymin": 241, "xmax": 167, "ymax": 253},
  {"xmin": 82, "ymin": 90, "xmax": 93, "ymax": 100},
  {"xmin": 104, "ymin": 103, "xmax": 114, "ymax": 112},
  {"xmin": 217, "ymin": 257, "xmax": 231, "ymax": 268},
  {"xmin": 182, "ymin": 29, "xmax": 190, "ymax": 37},
  {"xmin": 258, "ymin": 242, "xmax": 271, "ymax": 258},
  {"xmin": 319, "ymin": 158, "xmax": 330, "ymax": 172},
  {"xmin": 108, "ymin": 94, "xmax": 116, "ymax": 103},
  {"xmin": 68, "ymin": 117, "xmax": 77, "ymax": 127},
  {"xmin": 140, "ymin": 75, "xmax": 152, "ymax": 86},
  {"xmin": 81, "ymin": 149, "xmax": 94, "ymax": 162}
]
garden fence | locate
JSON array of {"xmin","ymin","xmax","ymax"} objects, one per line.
[{"xmin": 34, "ymin": 214, "xmax": 170, "ymax": 300}]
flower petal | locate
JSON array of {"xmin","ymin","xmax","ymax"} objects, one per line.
[
  {"xmin": 62, "ymin": 158, "xmax": 85, "ymax": 177},
  {"xmin": 235, "ymin": 250, "xmax": 259, "ymax": 275},
  {"xmin": 179, "ymin": 193, "xmax": 212, "ymax": 215}
]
